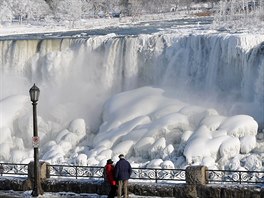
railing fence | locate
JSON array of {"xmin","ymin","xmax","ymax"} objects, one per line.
[
  {"xmin": 48, "ymin": 164, "xmax": 186, "ymax": 183},
  {"xmin": 0, "ymin": 163, "xmax": 28, "ymax": 176},
  {"xmin": 207, "ymin": 169, "xmax": 264, "ymax": 184},
  {"xmin": 0, "ymin": 163, "xmax": 263, "ymax": 184}
]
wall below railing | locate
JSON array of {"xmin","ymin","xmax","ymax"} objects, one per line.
[{"xmin": 0, "ymin": 176, "xmax": 263, "ymax": 198}]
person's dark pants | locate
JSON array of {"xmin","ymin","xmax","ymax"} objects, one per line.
[{"xmin": 108, "ymin": 185, "xmax": 117, "ymax": 198}]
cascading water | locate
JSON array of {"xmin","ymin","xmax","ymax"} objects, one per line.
[
  {"xmin": 3, "ymin": 33, "xmax": 263, "ymax": 123},
  {"xmin": 0, "ymin": 31, "xmax": 264, "ymax": 167}
]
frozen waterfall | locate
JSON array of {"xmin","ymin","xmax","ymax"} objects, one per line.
[
  {"xmin": 0, "ymin": 32, "xmax": 264, "ymax": 167},
  {"xmin": 1, "ymin": 33, "xmax": 263, "ymax": 126}
]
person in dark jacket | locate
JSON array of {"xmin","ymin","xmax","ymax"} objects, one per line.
[
  {"xmin": 114, "ymin": 154, "xmax": 132, "ymax": 198},
  {"xmin": 105, "ymin": 159, "xmax": 117, "ymax": 198}
]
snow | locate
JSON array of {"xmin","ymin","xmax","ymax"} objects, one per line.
[
  {"xmin": 0, "ymin": 2, "xmax": 264, "ymax": 176},
  {"xmin": 1, "ymin": 84, "xmax": 262, "ymax": 171},
  {"xmin": 0, "ymin": 190, "xmax": 167, "ymax": 198}
]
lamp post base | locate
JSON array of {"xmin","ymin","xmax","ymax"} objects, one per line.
[
  {"xmin": 31, "ymin": 189, "xmax": 39, "ymax": 197},
  {"xmin": 31, "ymin": 180, "xmax": 44, "ymax": 197},
  {"xmin": 28, "ymin": 161, "xmax": 46, "ymax": 197}
]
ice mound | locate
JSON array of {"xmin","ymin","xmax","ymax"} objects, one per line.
[
  {"xmin": 92, "ymin": 86, "xmax": 259, "ymax": 169},
  {"xmin": 0, "ymin": 87, "xmax": 259, "ymax": 170}
]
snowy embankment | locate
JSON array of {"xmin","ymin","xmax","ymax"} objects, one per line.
[
  {"xmin": 0, "ymin": 13, "xmax": 185, "ymax": 36},
  {"xmin": 1, "ymin": 9, "xmax": 264, "ymax": 37}
]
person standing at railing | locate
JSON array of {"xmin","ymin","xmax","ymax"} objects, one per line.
[
  {"xmin": 115, "ymin": 154, "xmax": 132, "ymax": 198},
  {"xmin": 105, "ymin": 159, "xmax": 117, "ymax": 198}
]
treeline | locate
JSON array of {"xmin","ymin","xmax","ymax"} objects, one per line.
[
  {"xmin": 0, "ymin": 0, "xmax": 261, "ymax": 24},
  {"xmin": 0, "ymin": 0, "xmax": 219, "ymax": 23}
]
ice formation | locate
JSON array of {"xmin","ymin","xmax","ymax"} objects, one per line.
[{"xmin": 0, "ymin": 31, "xmax": 263, "ymax": 170}]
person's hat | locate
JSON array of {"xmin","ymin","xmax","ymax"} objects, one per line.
[
  {"xmin": 107, "ymin": 159, "xmax": 113, "ymax": 164},
  {"xmin": 118, "ymin": 154, "xmax": 124, "ymax": 158}
]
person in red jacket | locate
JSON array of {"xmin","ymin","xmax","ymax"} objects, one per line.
[{"xmin": 105, "ymin": 159, "xmax": 117, "ymax": 198}]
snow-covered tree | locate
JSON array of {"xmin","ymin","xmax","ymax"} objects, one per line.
[
  {"xmin": 0, "ymin": 0, "xmax": 51, "ymax": 24},
  {"xmin": 11, "ymin": 0, "xmax": 29, "ymax": 23},
  {"xmin": 214, "ymin": 0, "xmax": 264, "ymax": 29},
  {"xmin": 50, "ymin": 0, "xmax": 83, "ymax": 26},
  {"xmin": 24, "ymin": 0, "xmax": 51, "ymax": 21},
  {"xmin": 119, "ymin": 0, "xmax": 130, "ymax": 16},
  {"xmin": 0, "ymin": 0, "xmax": 13, "ymax": 23}
]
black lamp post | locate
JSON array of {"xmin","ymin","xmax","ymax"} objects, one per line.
[{"xmin": 29, "ymin": 84, "xmax": 43, "ymax": 197}]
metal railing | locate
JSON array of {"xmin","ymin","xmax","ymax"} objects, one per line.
[
  {"xmin": 207, "ymin": 169, "xmax": 264, "ymax": 184},
  {"xmin": 48, "ymin": 164, "xmax": 104, "ymax": 180},
  {"xmin": 131, "ymin": 167, "xmax": 185, "ymax": 183},
  {"xmin": 0, "ymin": 163, "xmax": 28, "ymax": 176},
  {"xmin": 1, "ymin": 163, "xmax": 263, "ymax": 184},
  {"xmin": 48, "ymin": 164, "xmax": 186, "ymax": 183},
  {"xmin": 0, "ymin": 163, "xmax": 185, "ymax": 183}
]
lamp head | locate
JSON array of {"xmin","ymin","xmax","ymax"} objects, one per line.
[{"xmin": 29, "ymin": 84, "xmax": 40, "ymax": 102}]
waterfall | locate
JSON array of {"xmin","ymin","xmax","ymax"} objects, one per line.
[{"xmin": 1, "ymin": 33, "xmax": 263, "ymax": 128}]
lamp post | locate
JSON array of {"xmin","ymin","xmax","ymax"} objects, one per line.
[{"xmin": 29, "ymin": 83, "xmax": 42, "ymax": 197}]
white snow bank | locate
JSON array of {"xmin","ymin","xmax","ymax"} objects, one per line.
[
  {"xmin": 219, "ymin": 115, "xmax": 258, "ymax": 138},
  {"xmin": 0, "ymin": 85, "xmax": 260, "ymax": 171},
  {"xmin": 0, "ymin": 95, "xmax": 29, "ymax": 128},
  {"xmin": 93, "ymin": 86, "xmax": 259, "ymax": 169}
]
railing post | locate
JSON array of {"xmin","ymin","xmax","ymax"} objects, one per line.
[
  {"xmin": 239, "ymin": 171, "xmax": 242, "ymax": 184},
  {"xmin": 28, "ymin": 161, "xmax": 50, "ymax": 181},
  {"xmin": 0, "ymin": 164, "xmax": 3, "ymax": 176},
  {"xmin": 76, "ymin": 166, "xmax": 78, "ymax": 179},
  {"xmin": 155, "ymin": 169, "xmax": 158, "ymax": 183},
  {"xmin": 186, "ymin": 166, "xmax": 208, "ymax": 185}
]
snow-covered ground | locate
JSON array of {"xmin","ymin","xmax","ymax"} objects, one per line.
[
  {"xmin": 0, "ymin": 190, "xmax": 167, "ymax": 198},
  {"xmin": 0, "ymin": 8, "xmax": 263, "ymax": 37}
]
